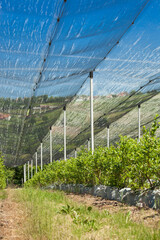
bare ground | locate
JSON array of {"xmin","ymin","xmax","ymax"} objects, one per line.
[
  {"xmin": 0, "ymin": 189, "xmax": 27, "ymax": 240},
  {"xmin": 0, "ymin": 189, "xmax": 159, "ymax": 240},
  {"xmin": 66, "ymin": 192, "xmax": 160, "ymax": 229}
]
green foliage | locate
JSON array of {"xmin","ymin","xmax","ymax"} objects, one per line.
[
  {"xmin": 12, "ymin": 165, "xmax": 24, "ymax": 186},
  {"xmin": 58, "ymin": 204, "xmax": 97, "ymax": 230},
  {"xmin": 25, "ymin": 118, "xmax": 160, "ymax": 190},
  {"xmin": 0, "ymin": 152, "xmax": 6, "ymax": 189},
  {"xmin": 5, "ymin": 168, "xmax": 15, "ymax": 184}
]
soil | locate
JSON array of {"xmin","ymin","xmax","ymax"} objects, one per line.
[
  {"xmin": 0, "ymin": 189, "xmax": 159, "ymax": 240},
  {"xmin": 66, "ymin": 192, "xmax": 160, "ymax": 229},
  {"xmin": 0, "ymin": 189, "xmax": 27, "ymax": 240}
]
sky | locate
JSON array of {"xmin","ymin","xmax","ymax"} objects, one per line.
[{"xmin": 0, "ymin": 0, "xmax": 159, "ymax": 99}]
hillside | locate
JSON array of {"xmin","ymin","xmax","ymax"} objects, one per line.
[{"xmin": 0, "ymin": 91, "xmax": 159, "ymax": 166}]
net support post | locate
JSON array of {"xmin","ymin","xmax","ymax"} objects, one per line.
[
  {"xmin": 31, "ymin": 160, "xmax": 33, "ymax": 178},
  {"xmin": 41, "ymin": 142, "xmax": 43, "ymax": 170},
  {"xmin": 75, "ymin": 148, "xmax": 77, "ymax": 158},
  {"xmin": 63, "ymin": 106, "xmax": 67, "ymax": 161},
  {"xmin": 90, "ymin": 71, "xmax": 94, "ymax": 154},
  {"xmin": 25, "ymin": 163, "xmax": 26, "ymax": 183},
  {"xmin": 87, "ymin": 138, "xmax": 90, "ymax": 151},
  {"xmin": 50, "ymin": 126, "xmax": 53, "ymax": 163},
  {"xmin": 23, "ymin": 164, "xmax": 25, "ymax": 183},
  {"xmin": 107, "ymin": 125, "xmax": 110, "ymax": 148},
  {"xmin": 35, "ymin": 152, "xmax": 38, "ymax": 173},
  {"xmin": 28, "ymin": 161, "xmax": 30, "ymax": 180},
  {"xmin": 24, "ymin": 164, "xmax": 26, "ymax": 183},
  {"xmin": 138, "ymin": 104, "xmax": 141, "ymax": 142}
]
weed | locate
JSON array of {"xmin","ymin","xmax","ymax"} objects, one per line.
[
  {"xmin": 0, "ymin": 190, "xmax": 7, "ymax": 200},
  {"xmin": 125, "ymin": 211, "xmax": 132, "ymax": 223},
  {"xmin": 14, "ymin": 188, "xmax": 160, "ymax": 240}
]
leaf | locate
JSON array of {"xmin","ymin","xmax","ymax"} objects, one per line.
[
  {"xmin": 87, "ymin": 206, "xmax": 92, "ymax": 212},
  {"xmin": 126, "ymin": 211, "xmax": 131, "ymax": 223}
]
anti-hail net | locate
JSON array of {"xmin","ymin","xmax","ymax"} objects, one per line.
[{"xmin": 0, "ymin": 0, "xmax": 159, "ymax": 166}]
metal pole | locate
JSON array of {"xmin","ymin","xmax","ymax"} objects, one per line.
[
  {"xmin": 25, "ymin": 163, "xmax": 26, "ymax": 182},
  {"xmin": 90, "ymin": 71, "xmax": 94, "ymax": 154},
  {"xmin": 87, "ymin": 138, "xmax": 90, "ymax": 151},
  {"xmin": 24, "ymin": 164, "xmax": 26, "ymax": 183},
  {"xmin": 28, "ymin": 161, "xmax": 30, "ymax": 180},
  {"xmin": 50, "ymin": 126, "xmax": 52, "ymax": 163},
  {"xmin": 138, "ymin": 104, "xmax": 141, "ymax": 142},
  {"xmin": 35, "ymin": 152, "xmax": 38, "ymax": 173},
  {"xmin": 31, "ymin": 160, "xmax": 33, "ymax": 178},
  {"xmin": 63, "ymin": 106, "xmax": 67, "ymax": 160},
  {"xmin": 75, "ymin": 148, "xmax": 77, "ymax": 158},
  {"xmin": 107, "ymin": 125, "xmax": 110, "ymax": 148},
  {"xmin": 41, "ymin": 142, "xmax": 43, "ymax": 170}
]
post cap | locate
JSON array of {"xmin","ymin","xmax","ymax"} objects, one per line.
[
  {"xmin": 63, "ymin": 105, "xmax": 66, "ymax": 111},
  {"xmin": 89, "ymin": 71, "xmax": 93, "ymax": 78}
]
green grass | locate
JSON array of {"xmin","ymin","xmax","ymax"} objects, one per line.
[
  {"xmin": 15, "ymin": 188, "xmax": 160, "ymax": 240},
  {"xmin": 0, "ymin": 190, "xmax": 7, "ymax": 200}
]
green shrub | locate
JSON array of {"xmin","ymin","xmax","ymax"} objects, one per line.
[
  {"xmin": 5, "ymin": 168, "xmax": 15, "ymax": 185},
  {"xmin": 25, "ymin": 118, "xmax": 160, "ymax": 190},
  {"xmin": 0, "ymin": 152, "xmax": 6, "ymax": 189}
]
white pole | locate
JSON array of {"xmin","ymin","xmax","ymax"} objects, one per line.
[
  {"xmin": 31, "ymin": 160, "xmax": 33, "ymax": 178},
  {"xmin": 41, "ymin": 142, "xmax": 43, "ymax": 170},
  {"xmin": 138, "ymin": 104, "xmax": 141, "ymax": 142},
  {"xmin": 63, "ymin": 106, "xmax": 67, "ymax": 160},
  {"xmin": 50, "ymin": 126, "xmax": 53, "ymax": 163},
  {"xmin": 23, "ymin": 165, "xmax": 25, "ymax": 183},
  {"xmin": 75, "ymin": 148, "xmax": 77, "ymax": 158},
  {"xmin": 35, "ymin": 152, "xmax": 38, "ymax": 173},
  {"xmin": 107, "ymin": 125, "xmax": 110, "ymax": 148},
  {"xmin": 90, "ymin": 71, "xmax": 94, "ymax": 154},
  {"xmin": 87, "ymin": 138, "xmax": 90, "ymax": 151},
  {"xmin": 25, "ymin": 164, "xmax": 26, "ymax": 183},
  {"xmin": 24, "ymin": 164, "xmax": 26, "ymax": 183},
  {"xmin": 28, "ymin": 161, "xmax": 30, "ymax": 180}
]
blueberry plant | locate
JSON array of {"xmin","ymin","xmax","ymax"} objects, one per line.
[
  {"xmin": 25, "ymin": 117, "xmax": 160, "ymax": 190},
  {"xmin": 0, "ymin": 152, "xmax": 6, "ymax": 189}
]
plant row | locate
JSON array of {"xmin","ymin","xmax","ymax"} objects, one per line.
[
  {"xmin": 0, "ymin": 153, "xmax": 6, "ymax": 189},
  {"xmin": 25, "ymin": 117, "xmax": 159, "ymax": 190},
  {"xmin": 0, "ymin": 152, "xmax": 16, "ymax": 189}
]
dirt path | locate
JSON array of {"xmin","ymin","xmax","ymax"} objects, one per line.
[
  {"xmin": 0, "ymin": 189, "xmax": 159, "ymax": 240},
  {"xmin": 67, "ymin": 193, "xmax": 160, "ymax": 229},
  {"xmin": 0, "ymin": 189, "xmax": 27, "ymax": 240}
]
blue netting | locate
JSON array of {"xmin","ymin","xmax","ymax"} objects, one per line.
[
  {"xmin": 0, "ymin": 0, "xmax": 160, "ymax": 166},
  {"xmin": 0, "ymin": 0, "xmax": 151, "ymax": 99}
]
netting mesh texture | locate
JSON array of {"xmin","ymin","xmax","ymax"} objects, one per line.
[{"xmin": 0, "ymin": 0, "xmax": 159, "ymax": 166}]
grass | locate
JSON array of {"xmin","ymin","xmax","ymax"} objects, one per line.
[
  {"xmin": 0, "ymin": 190, "xmax": 7, "ymax": 200},
  {"xmin": 14, "ymin": 188, "xmax": 160, "ymax": 240}
]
